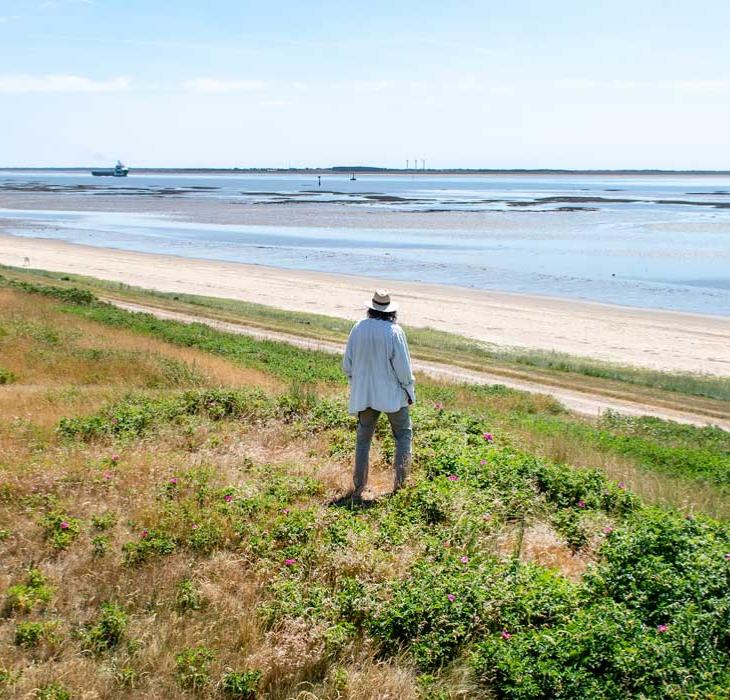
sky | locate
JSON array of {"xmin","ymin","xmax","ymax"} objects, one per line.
[{"xmin": 1, "ymin": 0, "xmax": 729, "ymax": 168}]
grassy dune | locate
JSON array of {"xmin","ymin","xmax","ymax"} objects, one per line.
[
  {"xmin": 3, "ymin": 265, "xmax": 729, "ymax": 417},
  {"xmin": 1, "ymin": 283, "xmax": 729, "ymax": 699}
]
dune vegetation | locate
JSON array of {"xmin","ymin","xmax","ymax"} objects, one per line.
[
  {"xmin": 3, "ymin": 265, "xmax": 729, "ymax": 417},
  {"xmin": 1, "ymin": 279, "xmax": 729, "ymax": 699}
]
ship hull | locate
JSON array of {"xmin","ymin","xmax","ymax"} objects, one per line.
[{"xmin": 91, "ymin": 170, "xmax": 128, "ymax": 177}]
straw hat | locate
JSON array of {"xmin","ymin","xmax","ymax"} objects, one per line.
[{"xmin": 367, "ymin": 289, "xmax": 399, "ymax": 312}]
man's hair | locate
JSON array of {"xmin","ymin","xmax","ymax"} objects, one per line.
[{"xmin": 367, "ymin": 308, "xmax": 397, "ymax": 322}]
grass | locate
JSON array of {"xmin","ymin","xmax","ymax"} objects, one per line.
[
  {"xmin": 3, "ymin": 265, "xmax": 729, "ymax": 415},
  {"xmin": 1, "ymin": 279, "xmax": 730, "ymax": 698}
]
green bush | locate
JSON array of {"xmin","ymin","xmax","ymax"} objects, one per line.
[
  {"xmin": 81, "ymin": 602, "xmax": 128, "ymax": 653},
  {"xmin": 91, "ymin": 511, "xmax": 117, "ymax": 531},
  {"xmin": 91, "ymin": 535, "xmax": 110, "ymax": 558},
  {"xmin": 0, "ymin": 367, "xmax": 16, "ymax": 384},
  {"xmin": 4, "ymin": 568, "xmax": 53, "ymax": 614},
  {"xmin": 175, "ymin": 645, "xmax": 215, "ymax": 690},
  {"xmin": 35, "ymin": 682, "xmax": 71, "ymax": 700},
  {"xmin": 122, "ymin": 530, "xmax": 177, "ymax": 565},
  {"xmin": 14, "ymin": 621, "xmax": 55, "ymax": 648},
  {"xmin": 0, "ymin": 275, "xmax": 97, "ymax": 305},
  {"xmin": 472, "ymin": 600, "xmax": 730, "ymax": 699},
  {"xmin": 57, "ymin": 388, "xmax": 277, "ymax": 441},
  {"xmin": 175, "ymin": 579, "xmax": 203, "ymax": 612},
  {"xmin": 220, "ymin": 669, "xmax": 262, "ymax": 698},
  {"xmin": 40, "ymin": 511, "xmax": 81, "ymax": 550},
  {"xmin": 584, "ymin": 508, "xmax": 730, "ymax": 626}
]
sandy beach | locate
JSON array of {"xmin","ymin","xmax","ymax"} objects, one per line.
[{"xmin": 1, "ymin": 231, "xmax": 729, "ymax": 377}]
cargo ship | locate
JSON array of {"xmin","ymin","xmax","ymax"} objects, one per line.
[{"xmin": 91, "ymin": 161, "xmax": 129, "ymax": 177}]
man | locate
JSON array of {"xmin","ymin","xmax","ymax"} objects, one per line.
[{"xmin": 343, "ymin": 290, "xmax": 415, "ymax": 501}]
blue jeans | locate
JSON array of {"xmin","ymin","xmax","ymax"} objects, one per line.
[{"xmin": 354, "ymin": 406, "xmax": 412, "ymax": 496}]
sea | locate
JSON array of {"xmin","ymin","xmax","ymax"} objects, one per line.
[{"xmin": 1, "ymin": 171, "xmax": 729, "ymax": 316}]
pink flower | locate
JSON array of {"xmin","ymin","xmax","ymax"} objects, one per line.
[
  {"xmin": 141, "ymin": 529, "xmax": 149, "ymax": 538},
  {"xmin": 447, "ymin": 594, "xmax": 456, "ymax": 602},
  {"xmin": 443, "ymin": 541, "xmax": 451, "ymax": 548},
  {"xmin": 460, "ymin": 556, "xmax": 469, "ymax": 564},
  {"xmin": 191, "ymin": 524, "xmax": 198, "ymax": 530},
  {"xmin": 577, "ymin": 500, "xmax": 586, "ymax": 509},
  {"xmin": 434, "ymin": 401, "xmax": 444, "ymax": 411},
  {"xmin": 284, "ymin": 558, "xmax": 296, "ymax": 566},
  {"xmin": 479, "ymin": 459, "xmax": 487, "ymax": 465},
  {"xmin": 282, "ymin": 508, "xmax": 290, "ymax": 515},
  {"xmin": 501, "ymin": 630, "xmax": 512, "ymax": 640},
  {"xmin": 224, "ymin": 494, "xmax": 233, "ymax": 503},
  {"xmin": 447, "ymin": 475, "xmax": 459, "ymax": 482},
  {"xmin": 483, "ymin": 433, "xmax": 494, "ymax": 443},
  {"xmin": 483, "ymin": 513, "xmax": 492, "ymax": 521},
  {"xmin": 617, "ymin": 482, "xmax": 625, "ymax": 490},
  {"xmin": 603, "ymin": 526, "xmax": 614, "ymax": 535},
  {"xmin": 110, "ymin": 454, "xmax": 119, "ymax": 462},
  {"xmin": 725, "ymin": 553, "xmax": 730, "ymax": 561},
  {"xmin": 103, "ymin": 471, "xmax": 113, "ymax": 480},
  {"xmin": 59, "ymin": 521, "xmax": 69, "ymax": 530},
  {"xmin": 657, "ymin": 624, "xmax": 669, "ymax": 633},
  {"xmin": 110, "ymin": 417, "xmax": 118, "ymax": 425},
  {"xmin": 169, "ymin": 477, "xmax": 178, "ymax": 485}
]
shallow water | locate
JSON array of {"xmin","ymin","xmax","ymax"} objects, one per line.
[{"xmin": 1, "ymin": 172, "xmax": 729, "ymax": 315}]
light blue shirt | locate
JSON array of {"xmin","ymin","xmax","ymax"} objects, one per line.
[{"xmin": 343, "ymin": 318, "xmax": 416, "ymax": 415}]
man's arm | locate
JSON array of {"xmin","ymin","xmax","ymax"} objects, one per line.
[
  {"xmin": 342, "ymin": 325, "xmax": 355, "ymax": 380},
  {"xmin": 391, "ymin": 326, "xmax": 415, "ymax": 403}
]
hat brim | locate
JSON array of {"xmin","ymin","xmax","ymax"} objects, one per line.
[{"xmin": 366, "ymin": 301, "xmax": 399, "ymax": 313}]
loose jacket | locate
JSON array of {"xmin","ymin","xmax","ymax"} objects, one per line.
[{"xmin": 342, "ymin": 318, "xmax": 416, "ymax": 415}]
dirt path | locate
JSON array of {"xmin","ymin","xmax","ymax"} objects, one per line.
[{"xmin": 108, "ymin": 299, "xmax": 730, "ymax": 431}]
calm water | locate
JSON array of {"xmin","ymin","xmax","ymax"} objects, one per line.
[{"xmin": 1, "ymin": 172, "xmax": 729, "ymax": 315}]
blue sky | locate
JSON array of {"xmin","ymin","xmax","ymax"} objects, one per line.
[{"xmin": 1, "ymin": 0, "xmax": 729, "ymax": 168}]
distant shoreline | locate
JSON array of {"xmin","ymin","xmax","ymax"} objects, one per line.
[
  {"xmin": 1, "ymin": 231, "xmax": 729, "ymax": 377},
  {"xmin": 3, "ymin": 167, "xmax": 730, "ymax": 176}
]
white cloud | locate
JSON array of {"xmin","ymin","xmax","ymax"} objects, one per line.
[
  {"xmin": 0, "ymin": 74, "xmax": 132, "ymax": 93},
  {"xmin": 183, "ymin": 78, "xmax": 266, "ymax": 94}
]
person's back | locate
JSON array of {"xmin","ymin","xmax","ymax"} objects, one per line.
[
  {"xmin": 343, "ymin": 290, "xmax": 415, "ymax": 502},
  {"xmin": 344, "ymin": 317, "xmax": 414, "ymax": 416}
]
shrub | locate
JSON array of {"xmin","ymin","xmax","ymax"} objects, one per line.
[
  {"xmin": 91, "ymin": 511, "xmax": 117, "ymax": 531},
  {"xmin": 4, "ymin": 568, "xmax": 53, "ymax": 614},
  {"xmin": 35, "ymin": 682, "xmax": 71, "ymax": 700},
  {"xmin": 584, "ymin": 508, "xmax": 730, "ymax": 626},
  {"xmin": 81, "ymin": 602, "xmax": 128, "ymax": 653},
  {"xmin": 175, "ymin": 645, "xmax": 215, "ymax": 690},
  {"xmin": 92, "ymin": 535, "xmax": 110, "ymax": 558},
  {"xmin": 40, "ymin": 511, "xmax": 81, "ymax": 550},
  {"xmin": 551, "ymin": 509, "xmax": 589, "ymax": 551},
  {"xmin": 1, "ymin": 276, "xmax": 97, "ymax": 305},
  {"xmin": 471, "ymin": 599, "xmax": 730, "ymax": 699},
  {"xmin": 14, "ymin": 621, "xmax": 55, "ymax": 648},
  {"xmin": 368, "ymin": 559, "xmax": 502, "ymax": 670},
  {"xmin": 0, "ymin": 367, "xmax": 16, "ymax": 384},
  {"xmin": 220, "ymin": 669, "xmax": 262, "ymax": 698},
  {"xmin": 175, "ymin": 579, "xmax": 203, "ymax": 612},
  {"xmin": 122, "ymin": 530, "xmax": 177, "ymax": 565}
]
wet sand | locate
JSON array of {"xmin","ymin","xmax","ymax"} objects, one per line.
[{"xmin": 1, "ymin": 231, "xmax": 729, "ymax": 377}]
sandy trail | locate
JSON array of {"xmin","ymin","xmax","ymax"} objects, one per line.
[
  {"xmin": 109, "ymin": 298, "xmax": 730, "ymax": 430},
  {"xmin": 1, "ymin": 233, "xmax": 729, "ymax": 377}
]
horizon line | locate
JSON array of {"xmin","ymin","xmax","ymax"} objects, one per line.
[{"xmin": 3, "ymin": 166, "xmax": 730, "ymax": 175}]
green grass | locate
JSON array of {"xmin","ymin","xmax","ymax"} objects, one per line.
[
  {"xmin": 2, "ymin": 278, "xmax": 730, "ymax": 698},
  {"xmin": 3, "ymin": 265, "xmax": 729, "ymax": 405},
  {"xmin": 3, "ymin": 274, "xmax": 728, "ymax": 503}
]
